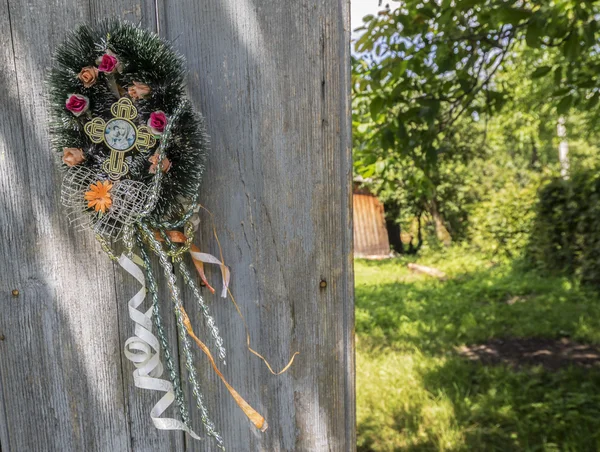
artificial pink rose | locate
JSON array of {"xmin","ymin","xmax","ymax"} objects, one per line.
[
  {"xmin": 65, "ymin": 94, "xmax": 89, "ymax": 116},
  {"xmin": 148, "ymin": 111, "xmax": 167, "ymax": 134},
  {"xmin": 97, "ymin": 53, "xmax": 119, "ymax": 73},
  {"xmin": 62, "ymin": 147, "xmax": 85, "ymax": 167},
  {"xmin": 148, "ymin": 152, "xmax": 172, "ymax": 174},
  {"xmin": 128, "ymin": 81, "xmax": 151, "ymax": 100}
]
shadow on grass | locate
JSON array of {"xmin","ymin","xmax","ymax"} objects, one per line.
[
  {"xmin": 358, "ymin": 357, "xmax": 600, "ymax": 452},
  {"xmin": 425, "ymin": 359, "xmax": 600, "ymax": 451}
]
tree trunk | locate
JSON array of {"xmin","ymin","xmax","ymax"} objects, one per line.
[
  {"xmin": 406, "ymin": 211, "xmax": 424, "ymax": 254},
  {"xmin": 557, "ymin": 116, "xmax": 569, "ymax": 179},
  {"xmin": 383, "ymin": 200, "xmax": 404, "ymax": 254},
  {"xmin": 530, "ymin": 135, "xmax": 538, "ymax": 168},
  {"xmin": 429, "ymin": 198, "xmax": 452, "ymax": 246}
]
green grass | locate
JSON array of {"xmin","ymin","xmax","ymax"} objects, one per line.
[{"xmin": 356, "ymin": 247, "xmax": 600, "ymax": 451}]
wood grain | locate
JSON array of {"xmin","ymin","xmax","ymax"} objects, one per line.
[
  {"xmin": 0, "ymin": 0, "xmax": 130, "ymax": 450},
  {"xmin": 164, "ymin": 1, "xmax": 354, "ymax": 450},
  {"xmin": 0, "ymin": 0, "xmax": 353, "ymax": 450}
]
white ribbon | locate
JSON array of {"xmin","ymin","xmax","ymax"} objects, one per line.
[
  {"xmin": 118, "ymin": 253, "xmax": 201, "ymax": 439},
  {"xmin": 189, "ymin": 250, "xmax": 231, "ymax": 298}
]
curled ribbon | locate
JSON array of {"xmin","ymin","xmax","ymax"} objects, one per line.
[
  {"xmin": 179, "ymin": 306, "xmax": 268, "ymax": 432},
  {"xmin": 118, "ymin": 254, "xmax": 201, "ymax": 439},
  {"xmin": 156, "ymin": 226, "xmax": 299, "ymax": 377}
]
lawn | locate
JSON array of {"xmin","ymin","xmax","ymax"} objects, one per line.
[{"xmin": 356, "ymin": 248, "xmax": 600, "ymax": 451}]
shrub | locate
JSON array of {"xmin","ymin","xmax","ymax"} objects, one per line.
[
  {"xmin": 469, "ymin": 179, "xmax": 539, "ymax": 258},
  {"xmin": 528, "ymin": 169, "xmax": 600, "ymax": 287}
]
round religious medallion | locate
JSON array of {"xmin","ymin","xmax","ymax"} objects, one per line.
[{"xmin": 104, "ymin": 118, "xmax": 137, "ymax": 151}]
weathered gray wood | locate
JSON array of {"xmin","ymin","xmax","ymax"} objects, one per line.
[
  {"xmin": 0, "ymin": 1, "xmax": 130, "ymax": 451},
  {"xmin": 164, "ymin": 0, "xmax": 354, "ymax": 450},
  {"xmin": 85, "ymin": 2, "xmax": 186, "ymax": 450},
  {"xmin": 0, "ymin": 0, "xmax": 353, "ymax": 451}
]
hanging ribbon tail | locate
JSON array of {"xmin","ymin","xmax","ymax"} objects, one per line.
[
  {"xmin": 189, "ymin": 244, "xmax": 217, "ymax": 295},
  {"xmin": 189, "ymin": 249, "xmax": 230, "ymax": 298},
  {"xmin": 157, "ymin": 225, "xmax": 298, "ymax": 376},
  {"xmin": 179, "ymin": 306, "xmax": 268, "ymax": 432},
  {"xmin": 118, "ymin": 254, "xmax": 201, "ymax": 440},
  {"xmin": 155, "ymin": 230, "xmax": 217, "ymax": 294}
]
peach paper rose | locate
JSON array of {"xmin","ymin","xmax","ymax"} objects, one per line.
[
  {"xmin": 62, "ymin": 147, "xmax": 85, "ymax": 167},
  {"xmin": 78, "ymin": 66, "xmax": 98, "ymax": 88},
  {"xmin": 128, "ymin": 81, "xmax": 151, "ymax": 100},
  {"xmin": 148, "ymin": 152, "xmax": 171, "ymax": 174}
]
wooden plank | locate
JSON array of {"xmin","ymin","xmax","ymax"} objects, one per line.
[
  {"xmin": 0, "ymin": 1, "xmax": 130, "ymax": 450},
  {"xmin": 84, "ymin": 3, "xmax": 186, "ymax": 450},
  {"xmin": 0, "ymin": 0, "xmax": 354, "ymax": 450},
  {"xmin": 163, "ymin": 0, "xmax": 354, "ymax": 450}
]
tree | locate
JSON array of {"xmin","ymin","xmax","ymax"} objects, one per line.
[{"xmin": 353, "ymin": 0, "xmax": 600, "ymax": 246}]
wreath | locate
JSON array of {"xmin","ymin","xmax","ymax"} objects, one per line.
[{"xmin": 47, "ymin": 20, "xmax": 280, "ymax": 449}]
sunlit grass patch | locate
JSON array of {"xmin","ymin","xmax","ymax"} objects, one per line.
[{"xmin": 356, "ymin": 249, "xmax": 600, "ymax": 451}]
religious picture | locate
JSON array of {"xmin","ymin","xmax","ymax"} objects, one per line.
[{"xmin": 104, "ymin": 119, "xmax": 136, "ymax": 151}]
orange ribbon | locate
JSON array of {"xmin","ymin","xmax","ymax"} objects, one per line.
[
  {"xmin": 179, "ymin": 306, "xmax": 268, "ymax": 432},
  {"xmin": 157, "ymin": 228, "xmax": 299, "ymax": 376}
]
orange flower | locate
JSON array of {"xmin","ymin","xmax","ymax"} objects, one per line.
[{"xmin": 84, "ymin": 180, "xmax": 113, "ymax": 213}]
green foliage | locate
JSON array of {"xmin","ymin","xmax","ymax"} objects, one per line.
[
  {"xmin": 48, "ymin": 20, "xmax": 209, "ymax": 221},
  {"xmin": 468, "ymin": 171, "xmax": 541, "ymax": 258},
  {"xmin": 353, "ymin": 0, "xmax": 600, "ymax": 245},
  {"xmin": 356, "ymin": 251, "xmax": 600, "ymax": 451},
  {"xmin": 528, "ymin": 169, "xmax": 600, "ymax": 287}
]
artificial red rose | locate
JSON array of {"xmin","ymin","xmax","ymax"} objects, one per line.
[
  {"xmin": 148, "ymin": 111, "xmax": 167, "ymax": 134},
  {"xmin": 65, "ymin": 94, "xmax": 89, "ymax": 116},
  {"xmin": 97, "ymin": 53, "xmax": 119, "ymax": 73}
]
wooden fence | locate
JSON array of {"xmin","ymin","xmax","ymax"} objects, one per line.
[{"xmin": 0, "ymin": 1, "xmax": 354, "ymax": 450}]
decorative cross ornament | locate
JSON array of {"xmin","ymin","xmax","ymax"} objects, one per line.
[{"xmin": 85, "ymin": 98, "xmax": 157, "ymax": 180}]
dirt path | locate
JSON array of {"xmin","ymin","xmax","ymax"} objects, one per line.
[{"xmin": 457, "ymin": 338, "xmax": 600, "ymax": 370}]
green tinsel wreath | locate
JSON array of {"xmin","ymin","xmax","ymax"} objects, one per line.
[
  {"xmin": 48, "ymin": 19, "xmax": 207, "ymax": 222},
  {"xmin": 46, "ymin": 21, "xmax": 274, "ymax": 449}
]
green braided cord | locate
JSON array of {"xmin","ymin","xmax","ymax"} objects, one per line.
[
  {"xmin": 95, "ymin": 234, "xmax": 118, "ymax": 261},
  {"xmin": 140, "ymin": 101, "xmax": 187, "ymax": 218},
  {"xmin": 136, "ymin": 234, "xmax": 191, "ymax": 428},
  {"xmin": 138, "ymin": 222, "xmax": 225, "ymax": 449},
  {"xmin": 122, "ymin": 226, "xmax": 135, "ymax": 257},
  {"xmin": 158, "ymin": 228, "xmax": 227, "ymax": 364},
  {"xmin": 147, "ymin": 197, "xmax": 199, "ymax": 230}
]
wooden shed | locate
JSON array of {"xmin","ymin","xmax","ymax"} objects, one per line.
[
  {"xmin": 0, "ymin": 2, "xmax": 354, "ymax": 451},
  {"xmin": 353, "ymin": 185, "xmax": 390, "ymax": 258}
]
